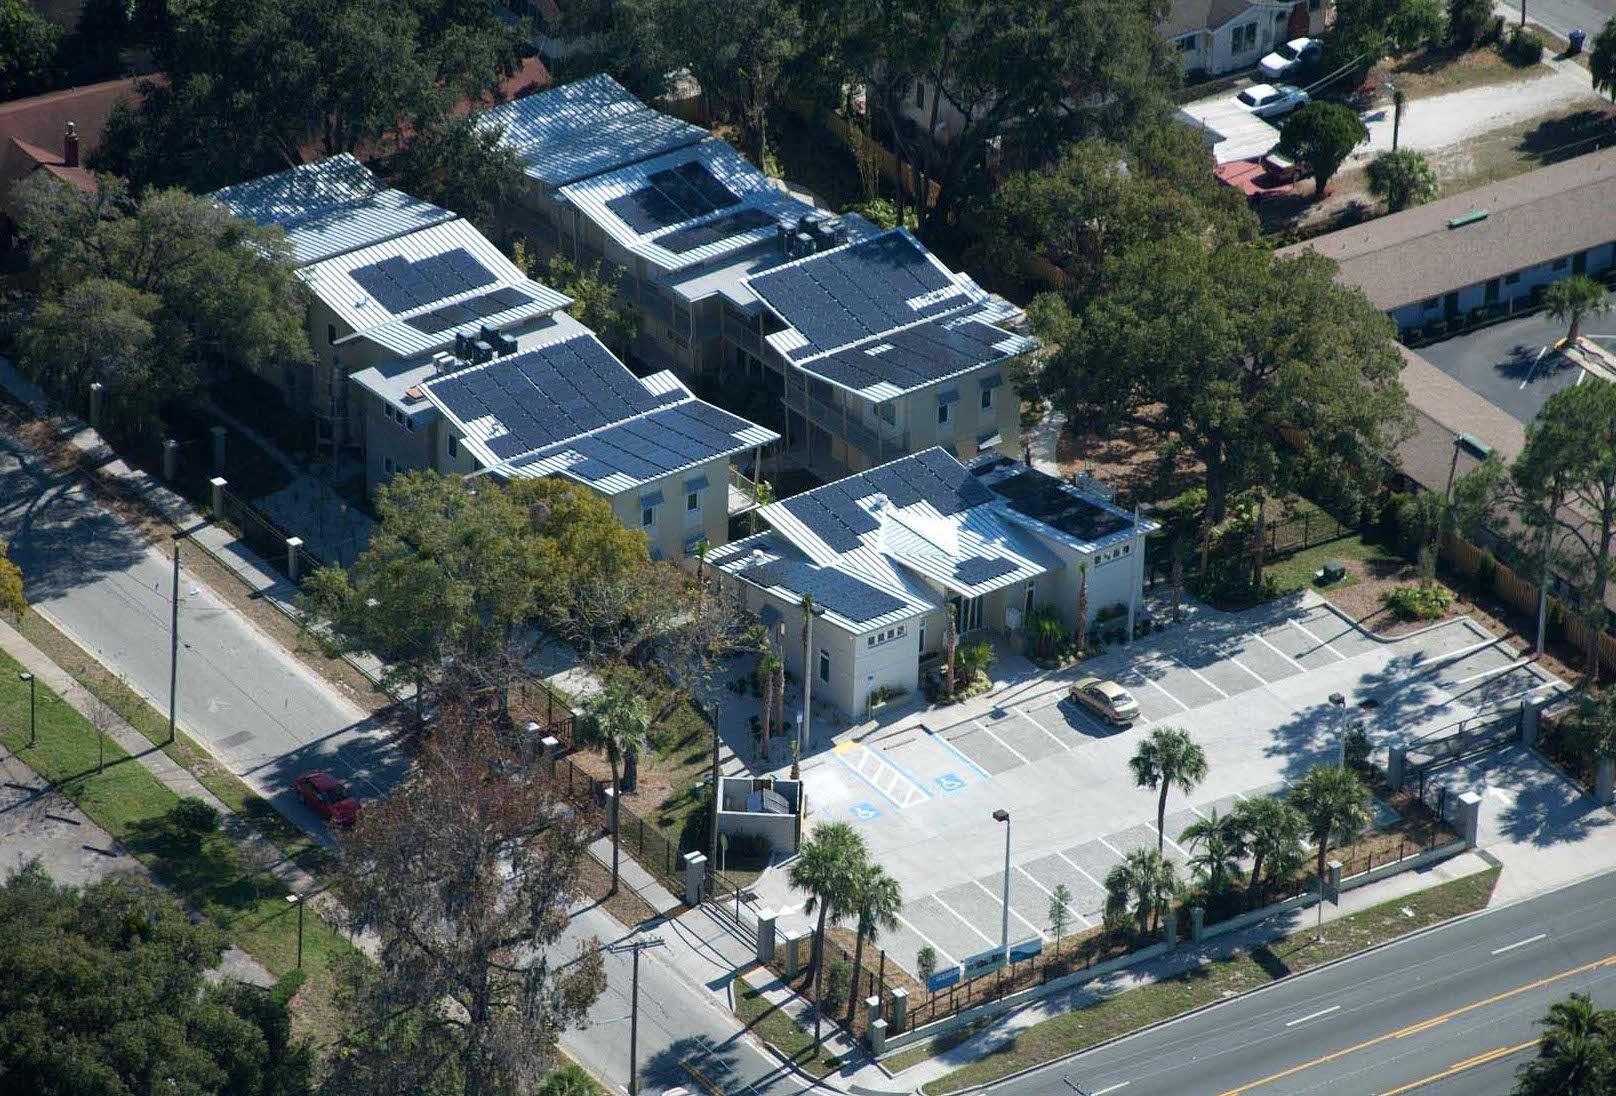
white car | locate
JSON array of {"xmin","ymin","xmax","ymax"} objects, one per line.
[
  {"xmin": 1259, "ymin": 37, "xmax": 1321, "ymax": 79},
  {"xmin": 1236, "ymin": 83, "xmax": 1310, "ymax": 120}
]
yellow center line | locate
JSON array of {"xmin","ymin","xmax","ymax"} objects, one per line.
[
  {"xmin": 1214, "ymin": 953, "xmax": 1616, "ymax": 1096},
  {"xmin": 1372, "ymin": 1038, "xmax": 1540, "ymax": 1096}
]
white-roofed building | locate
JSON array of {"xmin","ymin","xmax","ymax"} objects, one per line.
[{"xmin": 709, "ymin": 448, "xmax": 1155, "ymax": 717}]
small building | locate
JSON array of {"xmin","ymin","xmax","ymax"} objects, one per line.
[
  {"xmin": 1162, "ymin": 0, "xmax": 1330, "ymax": 79},
  {"xmin": 1278, "ymin": 148, "xmax": 1616, "ymax": 334},
  {"xmin": 716, "ymin": 776, "xmax": 804, "ymax": 859},
  {"xmin": 709, "ymin": 448, "xmax": 1154, "ymax": 718}
]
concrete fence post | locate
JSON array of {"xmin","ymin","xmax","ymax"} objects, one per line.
[
  {"xmin": 1191, "ymin": 906, "xmax": 1205, "ymax": 943},
  {"xmin": 890, "ymin": 987, "xmax": 909, "ymax": 1032},
  {"xmin": 540, "ymin": 736, "xmax": 560, "ymax": 778},
  {"xmin": 869, "ymin": 1018, "xmax": 887, "ymax": 1056},
  {"xmin": 1387, "ymin": 746, "xmax": 1407, "ymax": 790},
  {"xmin": 865, "ymin": 995, "xmax": 881, "ymax": 1029},
  {"xmin": 1597, "ymin": 760, "xmax": 1615, "ymax": 807},
  {"xmin": 1327, "ymin": 859, "xmax": 1344, "ymax": 902},
  {"xmin": 1521, "ymin": 698, "xmax": 1543, "ymax": 748},
  {"xmin": 162, "ymin": 438, "xmax": 179, "ymax": 482},
  {"xmin": 1164, "ymin": 916, "xmax": 1177, "ymax": 949},
  {"xmin": 755, "ymin": 908, "xmax": 777, "ymax": 963},
  {"xmin": 683, "ymin": 851, "xmax": 706, "ymax": 908},
  {"xmin": 782, "ymin": 929, "xmax": 803, "ymax": 979},
  {"xmin": 1456, "ymin": 790, "xmax": 1484, "ymax": 846},
  {"xmin": 210, "ymin": 425, "xmax": 227, "ymax": 472},
  {"xmin": 285, "ymin": 537, "xmax": 303, "ymax": 583},
  {"xmin": 209, "ymin": 477, "xmax": 227, "ymax": 517},
  {"xmin": 88, "ymin": 382, "xmax": 104, "ymax": 431}
]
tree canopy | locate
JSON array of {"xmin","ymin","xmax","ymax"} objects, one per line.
[
  {"xmin": 0, "ymin": 862, "xmax": 312, "ymax": 1096},
  {"xmin": 1366, "ymin": 149, "xmax": 1439, "ymax": 212},
  {"xmin": 388, "ymin": 113, "xmax": 527, "ymax": 229},
  {"xmin": 1594, "ymin": 18, "xmax": 1616, "ymax": 101},
  {"xmin": 0, "ymin": 540, "xmax": 23, "ymax": 618},
  {"xmin": 0, "ymin": 0, "xmax": 62, "ymax": 100},
  {"xmin": 1280, "ymin": 102, "xmax": 1370, "ymax": 197}
]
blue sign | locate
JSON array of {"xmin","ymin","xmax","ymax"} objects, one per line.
[
  {"xmin": 962, "ymin": 947, "xmax": 1006, "ymax": 981},
  {"xmin": 934, "ymin": 772, "xmax": 967, "ymax": 794},
  {"xmin": 1009, "ymin": 937, "xmax": 1043, "ymax": 963},
  {"xmin": 926, "ymin": 966, "xmax": 962, "ymax": 993},
  {"xmin": 850, "ymin": 802, "xmax": 880, "ymax": 822}
]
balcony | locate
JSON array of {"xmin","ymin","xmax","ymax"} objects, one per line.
[
  {"xmin": 783, "ymin": 388, "xmax": 909, "ymax": 459},
  {"xmin": 728, "ymin": 465, "xmax": 765, "ymax": 515}
]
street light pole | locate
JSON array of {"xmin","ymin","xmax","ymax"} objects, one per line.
[
  {"xmin": 286, "ymin": 893, "xmax": 305, "ymax": 968},
  {"xmin": 800, "ymin": 603, "xmax": 825, "ymax": 756},
  {"xmin": 605, "ymin": 935, "xmax": 666, "ymax": 1095},
  {"xmin": 18, "ymin": 672, "xmax": 35, "ymax": 748},
  {"xmin": 168, "ymin": 537, "xmax": 180, "ymax": 746},
  {"xmin": 993, "ymin": 809, "xmax": 1011, "ymax": 962},
  {"xmin": 1329, "ymin": 692, "xmax": 1347, "ymax": 766}
]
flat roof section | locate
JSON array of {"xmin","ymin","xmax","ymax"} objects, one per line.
[{"xmin": 984, "ymin": 465, "xmax": 1133, "ymax": 543}]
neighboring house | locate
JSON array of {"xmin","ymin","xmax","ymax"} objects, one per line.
[
  {"xmin": 1161, "ymin": 0, "xmax": 1329, "ymax": 79},
  {"xmin": 743, "ymin": 229, "xmax": 1033, "ymax": 476},
  {"xmin": 710, "ymin": 448, "xmax": 1154, "ymax": 718},
  {"xmin": 1279, "ymin": 148, "xmax": 1616, "ymax": 334}
]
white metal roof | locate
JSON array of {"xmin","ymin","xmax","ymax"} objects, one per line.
[
  {"xmin": 709, "ymin": 533, "xmax": 931, "ymax": 634},
  {"xmin": 1174, "ymin": 95, "xmax": 1280, "ymax": 165},
  {"xmin": 480, "ymin": 73, "xmax": 710, "ymax": 188}
]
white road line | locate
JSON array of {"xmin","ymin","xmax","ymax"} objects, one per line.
[
  {"xmin": 894, "ymin": 911, "xmax": 958, "ymax": 968},
  {"xmin": 1189, "ymin": 803, "xmax": 1211, "ymax": 820},
  {"xmin": 1492, "ymin": 933, "xmax": 1547, "ymax": 956},
  {"xmin": 1251, "ymin": 631, "xmax": 1307, "ymax": 674},
  {"xmin": 1449, "ymin": 658, "xmax": 1533, "ymax": 687},
  {"xmin": 1092, "ymin": 1083, "xmax": 1131, "ymax": 1095},
  {"xmin": 1289, "ymin": 617, "xmax": 1345, "ymax": 660},
  {"xmin": 1097, "ymin": 834, "xmax": 1128, "ymax": 859},
  {"xmin": 973, "ymin": 719, "xmax": 1033, "ymax": 767},
  {"xmin": 1056, "ymin": 849, "xmax": 1108, "ymax": 894},
  {"xmin": 1015, "ymin": 864, "xmax": 1093, "ymax": 928},
  {"xmin": 1148, "ymin": 821, "xmax": 1190, "ymax": 858},
  {"xmin": 973, "ymin": 878, "xmax": 1048, "ymax": 940},
  {"xmin": 1521, "ymin": 345, "xmax": 1548, "ymax": 390},
  {"xmin": 1140, "ymin": 671, "xmax": 1191, "ymax": 712},
  {"xmin": 932, "ymin": 893, "xmax": 999, "ymax": 947},
  {"xmin": 1227, "ymin": 653, "xmax": 1270, "ymax": 685},
  {"xmin": 1285, "ymin": 1005, "xmax": 1340, "ymax": 1027},
  {"xmin": 1012, "ymin": 704, "xmax": 1072, "ymax": 751},
  {"xmin": 1168, "ymin": 655, "xmax": 1228, "ymax": 698}
]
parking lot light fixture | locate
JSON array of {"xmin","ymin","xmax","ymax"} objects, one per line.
[
  {"xmin": 993, "ymin": 809, "xmax": 1011, "ymax": 961},
  {"xmin": 1329, "ymin": 693, "xmax": 1347, "ymax": 766},
  {"xmin": 286, "ymin": 893, "xmax": 304, "ymax": 969},
  {"xmin": 17, "ymin": 672, "xmax": 35, "ymax": 748}
]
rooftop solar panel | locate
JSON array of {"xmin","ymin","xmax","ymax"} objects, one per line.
[
  {"xmin": 955, "ymin": 556, "xmax": 1018, "ymax": 586},
  {"xmin": 741, "ymin": 559, "xmax": 907, "ymax": 624},
  {"xmin": 658, "ymin": 207, "xmax": 778, "ymax": 255},
  {"xmin": 988, "ymin": 467, "xmax": 1132, "ymax": 543},
  {"xmin": 352, "ymin": 247, "xmax": 496, "ymax": 314}
]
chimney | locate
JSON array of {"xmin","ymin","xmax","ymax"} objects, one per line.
[{"xmin": 63, "ymin": 122, "xmax": 80, "ymax": 168}]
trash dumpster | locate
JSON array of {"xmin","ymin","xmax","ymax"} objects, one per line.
[{"xmin": 1569, "ymin": 28, "xmax": 1586, "ymax": 54}]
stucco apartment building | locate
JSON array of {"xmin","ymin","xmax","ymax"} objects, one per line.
[
  {"xmin": 710, "ymin": 448, "xmax": 1154, "ymax": 718},
  {"xmin": 1278, "ymin": 148, "xmax": 1616, "ymax": 335},
  {"xmin": 1161, "ymin": 0, "xmax": 1331, "ymax": 78}
]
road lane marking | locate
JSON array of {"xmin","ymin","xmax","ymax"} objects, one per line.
[
  {"xmin": 1214, "ymin": 952, "xmax": 1616, "ymax": 1095},
  {"xmin": 1491, "ymin": 932, "xmax": 1547, "ymax": 955},
  {"xmin": 1372, "ymin": 1039, "xmax": 1539, "ymax": 1096},
  {"xmin": 1521, "ymin": 345, "xmax": 1548, "ymax": 389},
  {"xmin": 973, "ymin": 719, "xmax": 1033, "ymax": 767},
  {"xmin": 1284, "ymin": 1005, "xmax": 1340, "ymax": 1027},
  {"xmin": 1090, "ymin": 1084, "xmax": 1130, "ymax": 1095}
]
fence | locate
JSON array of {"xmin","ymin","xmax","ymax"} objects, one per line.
[
  {"xmin": 1406, "ymin": 708, "xmax": 1522, "ymax": 778},
  {"xmin": 552, "ymin": 752, "xmax": 693, "ymax": 897}
]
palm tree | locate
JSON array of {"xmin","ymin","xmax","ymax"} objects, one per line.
[
  {"xmin": 844, "ymin": 861, "xmax": 903, "ymax": 1023},
  {"xmin": 694, "ymin": 540, "xmax": 709, "ymax": 609},
  {"xmin": 1366, "ymin": 149, "xmax": 1438, "ymax": 212},
  {"xmin": 581, "ymin": 679, "xmax": 652, "ymax": 895},
  {"xmin": 1179, "ymin": 809, "xmax": 1246, "ymax": 899},
  {"xmin": 1288, "ymin": 764, "xmax": 1373, "ymax": 891},
  {"xmin": 788, "ymin": 822, "xmax": 867, "ymax": 1051},
  {"xmin": 1516, "ymin": 993, "xmax": 1616, "ymax": 1096},
  {"xmin": 1545, "ymin": 274, "xmax": 1612, "ymax": 347},
  {"xmin": 1075, "ymin": 561, "xmax": 1090, "ymax": 652},
  {"xmin": 760, "ymin": 648, "xmax": 780, "ymax": 760},
  {"xmin": 799, "ymin": 592, "xmax": 815, "ymax": 719},
  {"xmin": 774, "ymin": 620, "xmax": 787, "ymax": 744},
  {"xmin": 943, "ymin": 602, "xmax": 958, "ymax": 697},
  {"xmin": 1103, "ymin": 848, "xmax": 1179, "ymax": 937},
  {"xmin": 1129, "ymin": 727, "xmax": 1209, "ymax": 854},
  {"xmin": 1230, "ymin": 795, "xmax": 1308, "ymax": 906}
]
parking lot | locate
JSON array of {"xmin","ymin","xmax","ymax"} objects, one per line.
[
  {"xmin": 772, "ymin": 595, "xmax": 1564, "ymax": 977},
  {"xmin": 1415, "ymin": 305, "xmax": 1601, "ymax": 426}
]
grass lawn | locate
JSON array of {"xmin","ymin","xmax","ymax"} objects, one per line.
[
  {"xmin": 0, "ymin": 646, "xmax": 361, "ymax": 1048},
  {"xmin": 1264, "ymin": 533, "xmax": 1403, "ymax": 600},
  {"xmin": 919, "ymin": 869, "xmax": 1499, "ymax": 1092},
  {"xmin": 732, "ymin": 970, "xmax": 846, "ymax": 1079}
]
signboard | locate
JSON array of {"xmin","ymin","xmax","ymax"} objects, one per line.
[
  {"xmin": 1009, "ymin": 936, "xmax": 1043, "ymax": 963},
  {"xmin": 962, "ymin": 946, "xmax": 1006, "ymax": 981},
  {"xmin": 926, "ymin": 965, "xmax": 962, "ymax": 993}
]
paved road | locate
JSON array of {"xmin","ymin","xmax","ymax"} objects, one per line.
[
  {"xmin": 1499, "ymin": 0, "xmax": 1615, "ymax": 39},
  {"xmin": 1356, "ymin": 61, "xmax": 1600, "ymax": 157},
  {"xmin": 994, "ymin": 870, "xmax": 1616, "ymax": 1096},
  {"xmin": 0, "ymin": 434, "xmax": 407, "ymax": 837}
]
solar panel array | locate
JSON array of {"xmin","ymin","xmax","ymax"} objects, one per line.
[
  {"xmin": 807, "ymin": 317, "xmax": 1014, "ymax": 394},
  {"xmin": 604, "ymin": 161, "xmax": 742, "ymax": 234},
  {"xmin": 780, "ymin": 448, "xmax": 996, "ymax": 553},
  {"xmin": 519, "ymin": 401, "xmax": 759, "ymax": 485},
  {"xmin": 658, "ymin": 207, "xmax": 779, "ymax": 255},
  {"xmin": 954, "ymin": 556, "xmax": 1018, "ymax": 587},
  {"xmin": 988, "ymin": 468, "xmax": 1133, "ymax": 543},
  {"xmin": 741, "ymin": 558, "xmax": 908, "ymax": 624},
  {"xmin": 351, "ymin": 248, "xmax": 496, "ymax": 314},
  {"xmin": 405, "ymin": 287, "xmax": 537, "ymax": 335},
  {"xmin": 747, "ymin": 232, "xmax": 962, "ymax": 359},
  {"xmin": 426, "ymin": 336, "xmax": 678, "ymax": 460}
]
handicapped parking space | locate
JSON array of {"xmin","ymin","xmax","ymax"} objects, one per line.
[{"xmin": 874, "ymin": 728, "xmax": 984, "ymax": 797}]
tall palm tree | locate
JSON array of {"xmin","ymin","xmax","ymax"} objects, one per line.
[
  {"xmin": 1230, "ymin": 795, "xmax": 1308, "ymax": 906},
  {"xmin": 581, "ymin": 679, "xmax": 651, "ymax": 895},
  {"xmin": 774, "ymin": 620, "xmax": 787, "ymax": 747},
  {"xmin": 1545, "ymin": 274, "xmax": 1611, "ymax": 347},
  {"xmin": 1129, "ymin": 727, "xmax": 1209, "ymax": 854},
  {"xmin": 1075, "ymin": 561, "xmax": 1090, "ymax": 652},
  {"xmin": 799, "ymin": 592, "xmax": 815, "ymax": 724},
  {"xmin": 760, "ymin": 648, "xmax": 780, "ymax": 761},
  {"xmin": 1516, "ymin": 993, "xmax": 1616, "ymax": 1096},
  {"xmin": 788, "ymin": 822, "xmax": 867, "ymax": 1051},
  {"xmin": 944, "ymin": 602, "xmax": 958, "ymax": 697},
  {"xmin": 1288, "ymin": 764, "xmax": 1373, "ymax": 891},
  {"xmin": 1103, "ymin": 848, "xmax": 1179, "ymax": 937},
  {"xmin": 844, "ymin": 861, "xmax": 903, "ymax": 1023},
  {"xmin": 1179, "ymin": 809, "xmax": 1246, "ymax": 899}
]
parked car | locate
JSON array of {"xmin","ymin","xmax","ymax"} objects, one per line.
[
  {"xmin": 1259, "ymin": 37, "xmax": 1321, "ymax": 79},
  {"xmin": 1213, "ymin": 158, "xmax": 1295, "ymax": 204},
  {"xmin": 1068, "ymin": 677, "xmax": 1142, "ymax": 725},
  {"xmin": 1236, "ymin": 83, "xmax": 1310, "ymax": 119},
  {"xmin": 294, "ymin": 770, "xmax": 359, "ymax": 826},
  {"xmin": 1260, "ymin": 147, "xmax": 1307, "ymax": 183}
]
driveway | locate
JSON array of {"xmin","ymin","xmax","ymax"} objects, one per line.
[{"xmin": 1356, "ymin": 60, "xmax": 1600, "ymax": 157}]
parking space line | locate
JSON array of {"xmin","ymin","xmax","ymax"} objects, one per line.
[
  {"xmin": 1056, "ymin": 850, "xmax": 1108, "ymax": 893},
  {"xmin": 831, "ymin": 746, "xmax": 905, "ymax": 811},
  {"xmin": 1140, "ymin": 672, "xmax": 1191, "ymax": 712},
  {"xmin": 1169, "ymin": 654, "xmax": 1228, "ymax": 698},
  {"xmin": 973, "ymin": 719, "xmax": 1033, "ymax": 767},
  {"xmin": 863, "ymin": 743, "xmax": 935, "ymax": 804},
  {"xmin": 928, "ymin": 728, "xmax": 993, "ymax": 780},
  {"xmin": 895, "ymin": 910, "xmax": 959, "ymax": 968},
  {"xmin": 1289, "ymin": 617, "xmax": 1345, "ymax": 660},
  {"xmin": 1449, "ymin": 658, "xmax": 1533, "ymax": 688},
  {"xmin": 1148, "ymin": 821, "xmax": 1190, "ymax": 858},
  {"xmin": 933, "ymin": 893, "xmax": 999, "ymax": 947},
  {"xmin": 973, "ymin": 878, "xmax": 1048, "ymax": 940},
  {"xmin": 1097, "ymin": 834, "xmax": 1126, "ymax": 859},
  {"xmin": 1190, "ymin": 804, "xmax": 1211, "ymax": 820},
  {"xmin": 1012, "ymin": 704, "xmax": 1072, "ymax": 751},
  {"xmin": 1251, "ymin": 631, "xmax": 1307, "ymax": 673},
  {"xmin": 1227, "ymin": 655, "xmax": 1269, "ymax": 686},
  {"xmin": 1016, "ymin": 864, "xmax": 1093, "ymax": 928}
]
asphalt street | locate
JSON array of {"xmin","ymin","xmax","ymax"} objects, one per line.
[
  {"xmin": 1499, "ymin": 0, "xmax": 1615, "ymax": 39},
  {"xmin": 994, "ymin": 869, "xmax": 1616, "ymax": 1096}
]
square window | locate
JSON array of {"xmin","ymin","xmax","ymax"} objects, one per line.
[
  {"xmin": 937, "ymin": 403, "xmax": 951, "ymax": 425},
  {"xmin": 868, "ymin": 636, "xmax": 875, "ymax": 647},
  {"xmin": 642, "ymin": 507, "xmax": 656, "ymax": 528},
  {"xmin": 687, "ymin": 491, "xmax": 700, "ymax": 512},
  {"xmin": 980, "ymin": 387, "xmax": 993, "ymax": 412}
]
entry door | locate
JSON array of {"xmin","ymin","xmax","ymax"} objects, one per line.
[
  {"xmin": 1484, "ymin": 278, "xmax": 1500, "ymax": 304},
  {"xmin": 1443, "ymin": 291, "xmax": 1461, "ymax": 318},
  {"xmin": 1574, "ymin": 251, "xmax": 1588, "ymax": 275}
]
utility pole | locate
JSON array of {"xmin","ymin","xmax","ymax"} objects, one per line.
[
  {"xmin": 168, "ymin": 536, "xmax": 181, "ymax": 746},
  {"xmin": 605, "ymin": 936, "xmax": 666, "ymax": 1095}
]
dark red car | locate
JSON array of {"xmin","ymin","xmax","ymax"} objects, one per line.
[{"xmin": 294, "ymin": 770, "xmax": 359, "ymax": 826}]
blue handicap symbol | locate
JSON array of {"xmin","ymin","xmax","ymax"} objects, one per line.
[
  {"xmin": 934, "ymin": 773, "xmax": 967, "ymax": 794},
  {"xmin": 850, "ymin": 802, "xmax": 880, "ymax": 822}
]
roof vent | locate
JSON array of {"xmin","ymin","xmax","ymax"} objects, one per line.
[
  {"xmin": 1447, "ymin": 210, "xmax": 1489, "ymax": 229},
  {"xmin": 750, "ymin": 548, "xmax": 766, "ymax": 567}
]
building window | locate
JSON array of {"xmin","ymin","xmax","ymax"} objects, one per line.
[
  {"xmin": 1177, "ymin": 34, "xmax": 1196, "ymax": 52},
  {"xmin": 1423, "ymin": 297, "xmax": 1439, "ymax": 312},
  {"xmin": 642, "ymin": 506, "xmax": 656, "ymax": 528},
  {"xmin": 980, "ymin": 386, "xmax": 993, "ymax": 412},
  {"xmin": 383, "ymin": 456, "xmax": 394, "ymax": 474},
  {"xmin": 1024, "ymin": 582, "xmax": 1035, "ymax": 616},
  {"xmin": 327, "ymin": 323, "xmax": 337, "ymax": 345},
  {"xmin": 448, "ymin": 435, "xmax": 459, "ymax": 459},
  {"xmin": 819, "ymin": 650, "xmax": 830, "ymax": 683},
  {"xmin": 937, "ymin": 402, "xmax": 951, "ymax": 425},
  {"xmin": 915, "ymin": 80, "xmax": 925, "ymax": 109},
  {"xmin": 1505, "ymin": 272, "xmax": 1521, "ymax": 285},
  {"xmin": 687, "ymin": 491, "xmax": 700, "ymax": 512},
  {"xmin": 1553, "ymin": 257, "xmax": 1569, "ymax": 271},
  {"xmin": 404, "ymin": 416, "xmax": 415, "ymax": 432}
]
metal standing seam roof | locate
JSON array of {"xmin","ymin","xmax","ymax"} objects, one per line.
[
  {"xmin": 557, "ymin": 138, "xmax": 817, "ymax": 272},
  {"xmin": 480, "ymin": 73, "xmax": 710, "ymax": 188},
  {"xmin": 298, "ymin": 219, "xmax": 571, "ymax": 359},
  {"xmin": 708, "ymin": 533, "xmax": 930, "ymax": 633},
  {"xmin": 209, "ymin": 154, "xmax": 457, "ymax": 267}
]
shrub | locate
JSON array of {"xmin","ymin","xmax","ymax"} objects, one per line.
[
  {"xmin": 957, "ymin": 639, "xmax": 996, "ymax": 681},
  {"xmin": 1385, "ymin": 583, "xmax": 1454, "ymax": 621},
  {"xmin": 1506, "ymin": 27, "xmax": 1545, "ymax": 63},
  {"xmin": 915, "ymin": 945, "xmax": 938, "ymax": 987},
  {"xmin": 1344, "ymin": 725, "xmax": 1373, "ymax": 772},
  {"xmin": 824, "ymin": 958, "xmax": 853, "ymax": 1011},
  {"xmin": 1095, "ymin": 602, "xmax": 1129, "ymax": 623},
  {"xmin": 1473, "ymin": 549, "xmax": 1498, "ymax": 589},
  {"xmin": 1448, "ymin": 0, "xmax": 1493, "ymax": 47},
  {"xmin": 170, "ymin": 796, "xmax": 219, "ymax": 834},
  {"xmin": 1484, "ymin": 13, "xmax": 1506, "ymax": 44}
]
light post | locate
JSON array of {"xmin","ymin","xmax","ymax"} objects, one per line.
[
  {"xmin": 17, "ymin": 672, "xmax": 35, "ymax": 748},
  {"xmin": 1329, "ymin": 692, "xmax": 1347, "ymax": 766},
  {"xmin": 800, "ymin": 603, "xmax": 826, "ymax": 755},
  {"xmin": 993, "ymin": 809, "xmax": 1011, "ymax": 962},
  {"xmin": 168, "ymin": 535, "xmax": 181, "ymax": 746},
  {"xmin": 605, "ymin": 935, "xmax": 666, "ymax": 1095},
  {"xmin": 286, "ymin": 893, "xmax": 304, "ymax": 969}
]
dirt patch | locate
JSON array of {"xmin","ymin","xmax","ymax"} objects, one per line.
[
  {"xmin": 1375, "ymin": 44, "xmax": 1545, "ymax": 100},
  {"xmin": 1053, "ymin": 412, "xmax": 1203, "ymax": 504}
]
